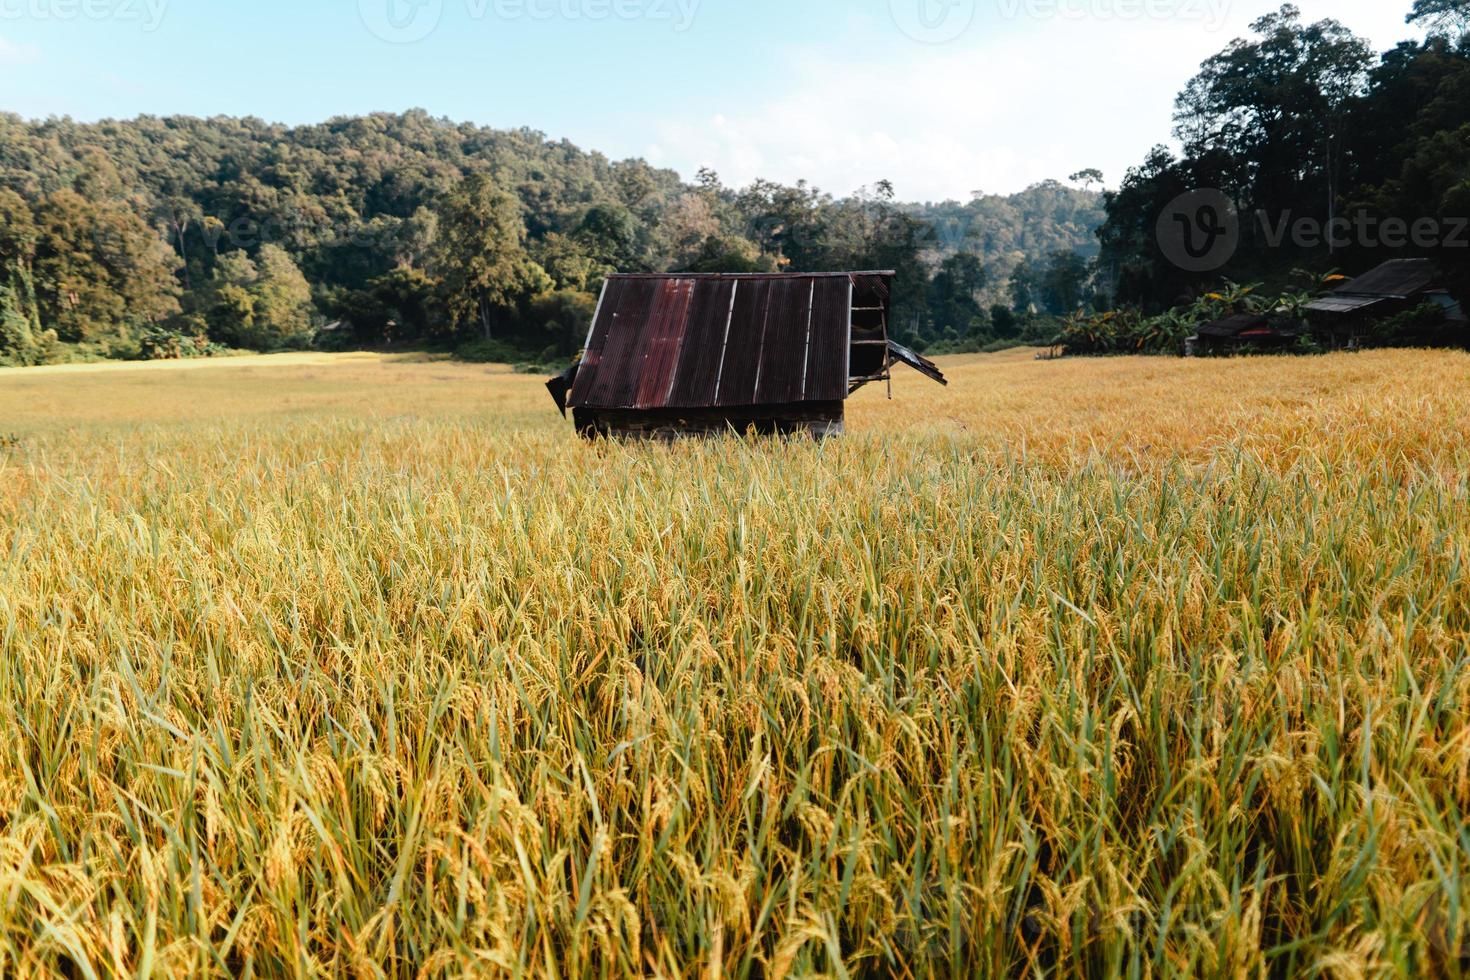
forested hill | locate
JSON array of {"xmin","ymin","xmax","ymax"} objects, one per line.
[
  {"xmin": 908, "ymin": 181, "xmax": 1106, "ymax": 305},
  {"xmin": 0, "ymin": 110, "xmax": 1100, "ymax": 366}
]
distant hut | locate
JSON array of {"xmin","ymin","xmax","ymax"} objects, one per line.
[
  {"xmin": 547, "ymin": 272, "xmax": 947, "ymax": 439},
  {"xmin": 1188, "ymin": 312, "xmax": 1304, "ymax": 356},
  {"xmin": 1304, "ymin": 258, "xmax": 1447, "ymax": 344}
]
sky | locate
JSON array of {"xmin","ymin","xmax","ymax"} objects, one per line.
[{"xmin": 0, "ymin": 0, "xmax": 1426, "ymax": 201}]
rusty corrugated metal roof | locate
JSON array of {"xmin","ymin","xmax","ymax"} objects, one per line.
[
  {"xmin": 1305, "ymin": 294, "xmax": 1389, "ymax": 315},
  {"xmin": 1333, "ymin": 259, "xmax": 1437, "ymax": 299},
  {"xmin": 568, "ymin": 272, "xmax": 894, "ymax": 410}
]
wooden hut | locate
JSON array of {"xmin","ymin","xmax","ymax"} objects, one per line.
[
  {"xmin": 1305, "ymin": 259, "xmax": 1442, "ymax": 343},
  {"xmin": 547, "ymin": 272, "xmax": 947, "ymax": 439},
  {"xmin": 1187, "ymin": 312, "xmax": 1305, "ymax": 355}
]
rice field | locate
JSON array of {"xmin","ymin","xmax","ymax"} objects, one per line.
[{"xmin": 1, "ymin": 348, "xmax": 1467, "ymax": 978}]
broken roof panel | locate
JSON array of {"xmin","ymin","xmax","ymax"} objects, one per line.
[
  {"xmin": 568, "ymin": 272, "xmax": 891, "ymax": 410},
  {"xmin": 886, "ymin": 341, "xmax": 948, "ymax": 387}
]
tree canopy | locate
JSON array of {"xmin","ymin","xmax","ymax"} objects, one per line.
[
  {"xmin": 0, "ymin": 110, "xmax": 1104, "ymax": 364},
  {"xmin": 1099, "ymin": 4, "xmax": 1470, "ymax": 312}
]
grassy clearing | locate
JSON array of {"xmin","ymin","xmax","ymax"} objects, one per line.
[{"xmin": 1, "ymin": 349, "xmax": 1468, "ymax": 977}]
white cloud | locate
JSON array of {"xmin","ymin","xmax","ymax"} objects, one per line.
[
  {"xmin": 654, "ymin": 22, "xmax": 1197, "ymax": 201},
  {"xmin": 0, "ymin": 34, "xmax": 41, "ymax": 66},
  {"xmin": 652, "ymin": 0, "xmax": 1421, "ymax": 200}
]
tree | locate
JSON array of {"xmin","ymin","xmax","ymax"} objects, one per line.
[
  {"xmin": 1409, "ymin": 0, "xmax": 1470, "ymax": 38},
  {"xmin": 0, "ymin": 190, "xmax": 37, "ymax": 266},
  {"xmin": 990, "ymin": 303, "xmax": 1020, "ymax": 340},
  {"xmin": 683, "ymin": 234, "xmax": 773, "ymax": 274},
  {"xmin": 1173, "ymin": 5, "xmax": 1372, "ymax": 236},
  {"xmin": 33, "ymin": 187, "xmax": 180, "ymax": 346},
  {"xmin": 860, "ymin": 181, "xmax": 932, "ymax": 338},
  {"xmin": 0, "ymin": 189, "xmax": 56, "ymax": 365},
  {"xmin": 612, "ymin": 160, "xmax": 660, "ymax": 209},
  {"xmin": 397, "ymin": 208, "xmax": 440, "ymax": 268},
  {"xmin": 733, "ymin": 179, "xmax": 826, "ymax": 267},
  {"xmin": 1009, "ymin": 260, "xmax": 1041, "ymax": 312},
  {"xmin": 1069, "ymin": 169, "xmax": 1105, "ymax": 191},
  {"xmin": 375, "ymin": 266, "xmax": 442, "ymax": 342},
  {"xmin": 1099, "ymin": 4, "xmax": 1470, "ymax": 312},
  {"xmin": 251, "ymin": 245, "xmax": 316, "ymax": 348},
  {"xmin": 535, "ymin": 232, "xmax": 597, "ymax": 292},
  {"xmin": 201, "ymin": 246, "xmax": 316, "ymax": 350},
  {"xmin": 0, "ymin": 110, "xmax": 1174, "ymax": 360},
  {"xmin": 329, "ymin": 265, "xmax": 445, "ymax": 346},
  {"xmin": 433, "ymin": 174, "xmax": 551, "ymax": 341},
  {"xmin": 908, "ymin": 181, "xmax": 1106, "ymax": 316},
  {"xmin": 695, "ymin": 167, "xmax": 723, "ymax": 197},
  {"xmin": 656, "ymin": 193, "xmax": 723, "ymax": 270},
  {"xmin": 1039, "ymin": 249, "xmax": 1093, "ymax": 314},
  {"xmin": 575, "ymin": 202, "xmax": 642, "ymax": 271},
  {"xmin": 929, "ymin": 253, "xmax": 988, "ymax": 335},
  {"xmin": 530, "ymin": 288, "xmax": 599, "ymax": 356},
  {"xmin": 201, "ymin": 252, "xmax": 260, "ymax": 346},
  {"xmin": 161, "ymin": 195, "xmax": 202, "ymax": 292}
]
